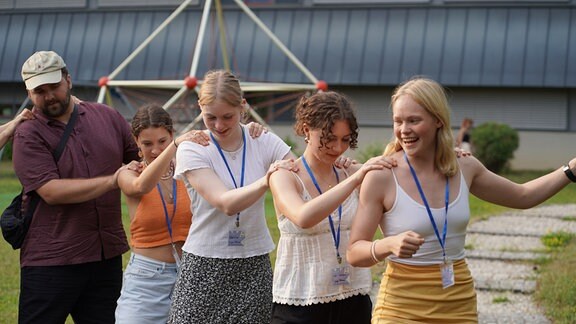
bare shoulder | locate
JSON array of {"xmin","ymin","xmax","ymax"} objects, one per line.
[
  {"xmin": 361, "ymin": 168, "xmax": 395, "ymax": 195},
  {"xmin": 457, "ymin": 154, "xmax": 489, "ymax": 185},
  {"xmin": 269, "ymin": 168, "xmax": 299, "ymax": 190}
]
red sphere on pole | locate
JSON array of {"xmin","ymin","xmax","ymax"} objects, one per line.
[
  {"xmin": 316, "ymin": 80, "xmax": 328, "ymax": 92},
  {"xmin": 185, "ymin": 76, "xmax": 198, "ymax": 89},
  {"xmin": 98, "ymin": 76, "xmax": 109, "ymax": 87}
]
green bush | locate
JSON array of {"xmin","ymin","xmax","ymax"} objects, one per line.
[
  {"xmin": 471, "ymin": 122, "xmax": 519, "ymax": 174},
  {"xmin": 355, "ymin": 142, "xmax": 384, "ymax": 163},
  {"xmin": 284, "ymin": 136, "xmax": 303, "ymax": 157}
]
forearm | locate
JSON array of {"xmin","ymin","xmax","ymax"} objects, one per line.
[
  {"xmin": 514, "ymin": 168, "xmax": 570, "ymax": 208},
  {"xmin": 348, "ymin": 237, "xmax": 394, "ymax": 267},
  {"xmin": 295, "ymin": 175, "xmax": 360, "ymax": 228},
  {"xmin": 38, "ymin": 176, "xmax": 117, "ymax": 205},
  {"xmin": 217, "ymin": 177, "xmax": 269, "ymax": 216},
  {"xmin": 0, "ymin": 120, "xmax": 18, "ymax": 148},
  {"xmin": 131, "ymin": 144, "xmax": 176, "ymax": 194},
  {"xmin": 0, "ymin": 132, "xmax": 11, "ymax": 149}
]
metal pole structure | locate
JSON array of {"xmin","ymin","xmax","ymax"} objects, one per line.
[
  {"xmin": 163, "ymin": 0, "xmax": 214, "ymax": 110},
  {"xmin": 215, "ymin": 0, "xmax": 231, "ymax": 72},
  {"xmin": 97, "ymin": 0, "xmax": 194, "ymax": 103},
  {"xmin": 246, "ymin": 105, "xmax": 271, "ymax": 130},
  {"xmin": 233, "ymin": 0, "xmax": 319, "ymax": 84},
  {"xmin": 179, "ymin": 113, "xmax": 205, "ymax": 133},
  {"xmin": 97, "ymin": 86, "xmax": 107, "ymax": 103},
  {"xmin": 108, "ymin": 0, "xmax": 195, "ymax": 81}
]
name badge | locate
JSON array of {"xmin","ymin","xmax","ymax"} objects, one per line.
[
  {"xmin": 228, "ymin": 230, "xmax": 245, "ymax": 246},
  {"xmin": 331, "ymin": 266, "xmax": 350, "ymax": 286},
  {"xmin": 440, "ymin": 261, "xmax": 455, "ymax": 289}
]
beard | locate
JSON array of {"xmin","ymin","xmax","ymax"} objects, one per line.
[{"xmin": 40, "ymin": 89, "xmax": 71, "ymax": 118}]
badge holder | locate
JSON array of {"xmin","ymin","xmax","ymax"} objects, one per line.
[
  {"xmin": 440, "ymin": 259, "xmax": 455, "ymax": 289},
  {"xmin": 228, "ymin": 222, "xmax": 245, "ymax": 247},
  {"xmin": 331, "ymin": 263, "xmax": 350, "ymax": 286}
]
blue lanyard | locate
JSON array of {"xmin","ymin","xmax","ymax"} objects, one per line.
[
  {"xmin": 157, "ymin": 179, "xmax": 178, "ymax": 241},
  {"xmin": 404, "ymin": 153, "xmax": 450, "ymax": 260},
  {"xmin": 301, "ymin": 156, "xmax": 343, "ymax": 264},
  {"xmin": 210, "ymin": 127, "xmax": 246, "ymax": 227}
]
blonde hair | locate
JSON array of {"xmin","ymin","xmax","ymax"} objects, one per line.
[
  {"xmin": 198, "ymin": 70, "xmax": 243, "ymax": 108},
  {"xmin": 384, "ymin": 77, "xmax": 459, "ymax": 177}
]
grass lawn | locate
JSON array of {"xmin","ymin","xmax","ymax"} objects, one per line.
[{"xmin": 0, "ymin": 162, "xmax": 574, "ymax": 323}]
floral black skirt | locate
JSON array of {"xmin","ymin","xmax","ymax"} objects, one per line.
[{"xmin": 168, "ymin": 251, "xmax": 273, "ymax": 324}]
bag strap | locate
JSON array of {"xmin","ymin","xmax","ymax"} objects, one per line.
[
  {"xmin": 26, "ymin": 105, "xmax": 79, "ymax": 215},
  {"xmin": 53, "ymin": 105, "xmax": 78, "ymax": 162}
]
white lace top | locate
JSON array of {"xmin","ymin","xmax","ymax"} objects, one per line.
[{"xmin": 272, "ymin": 172, "xmax": 372, "ymax": 306}]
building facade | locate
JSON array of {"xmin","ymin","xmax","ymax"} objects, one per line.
[{"xmin": 1, "ymin": 0, "xmax": 575, "ymax": 169}]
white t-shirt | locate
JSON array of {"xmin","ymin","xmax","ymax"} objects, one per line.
[{"xmin": 174, "ymin": 125, "xmax": 291, "ymax": 258}]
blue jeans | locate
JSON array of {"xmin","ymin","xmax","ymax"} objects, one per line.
[{"xmin": 115, "ymin": 253, "xmax": 178, "ymax": 324}]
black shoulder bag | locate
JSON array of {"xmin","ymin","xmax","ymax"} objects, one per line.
[{"xmin": 1, "ymin": 106, "xmax": 78, "ymax": 250}]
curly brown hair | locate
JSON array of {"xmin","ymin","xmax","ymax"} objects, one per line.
[
  {"xmin": 131, "ymin": 104, "xmax": 174, "ymax": 138},
  {"xmin": 294, "ymin": 91, "xmax": 358, "ymax": 149}
]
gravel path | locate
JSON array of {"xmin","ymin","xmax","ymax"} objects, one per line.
[
  {"xmin": 469, "ymin": 204, "xmax": 576, "ymax": 323},
  {"xmin": 369, "ymin": 204, "xmax": 576, "ymax": 323}
]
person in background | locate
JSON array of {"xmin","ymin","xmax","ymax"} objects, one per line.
[
  {"xmin": 115, "ymin": 104, "xmax": 267, "ymax": 323},
  {"xmin": 347, "ymin": 77, "xmax": 576, "ymax": 323},
  {"xmin": 269, "ymin": 91, "xmax": 397, "ymax": 324},
  {"xmin": 13, "ymin": 50, "xmax": 140, "ymax": 323},
  {"xmin": 456, "ymin": 117, "xmax": 473, "ymax": 153},
  {"xmin": 168, "ymin": 70, "xmax": 295, "ymax": 324},
  {"xmin": 0, "ymin": 109, "xmax": 34, "ymax": 149}
]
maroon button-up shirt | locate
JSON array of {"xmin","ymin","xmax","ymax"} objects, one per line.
[{"xmin": 13, "ymin": 102, "xmax": 139, "ymax": 267}]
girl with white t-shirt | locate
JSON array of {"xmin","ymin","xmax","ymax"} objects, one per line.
[{"xmin": 168, "ymin": 70, "xmax": 295, "ymax": 324}]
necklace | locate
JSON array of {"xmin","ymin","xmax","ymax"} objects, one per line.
[
  {"xmin": 159, "ymin": 179, "xmax": 174, "ymax": 200},
  {"xmin": 143, "ymin": 159, "xmax": 175, "ymax": 180},
  {"xmin": 303, "ymin": 162, "xmax": 336, "ymax": 189},
  {"xmin": 224, "ymin": 145, "xmax": 243, "ymax": 161},
  {"xmin": 161, "ymin": 161, "xmax": 175, "ymax": 180}
]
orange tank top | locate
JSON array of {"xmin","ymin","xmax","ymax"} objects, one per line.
[{"xmin": 130, "ymin": 180, "xmax": 192, "ymax": 248}]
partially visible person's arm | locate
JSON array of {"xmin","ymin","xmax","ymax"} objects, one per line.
[
  {"xmin": 37, "ymin": 162, "xmax": 140, "ymax": 205},
  {"xmin": 0, "ymin": 109, "xmax": 34, "ymax": 149},
  {"xmin": 270, "ymin": 155, "xmax": 393, "ymax": 228},
  {"xmin": 185, "ymin": 152, "xmax": 294, "ymax": 216},
  {"xmin": 467, "ymin": 155, "xmax": 576, "ymax": 209},
  {"xmin": 119, "ymin": 130, "xmax": 209, "ymax": 197}
]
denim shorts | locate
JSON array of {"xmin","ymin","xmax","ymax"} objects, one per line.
[{"xmin": 115, "ymin": 253, "xmax": 178, "ymax": 324}]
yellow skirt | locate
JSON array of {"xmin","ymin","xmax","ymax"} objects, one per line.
[{"xmin": 372, "ymin": 259, "xmax": 477, "ymax": 324}]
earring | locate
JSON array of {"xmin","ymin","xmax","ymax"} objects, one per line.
[
  {"xmin": 138, "ymin": 148, "xmax": 143, "ymax": 159},
  {"xmin": 304, "ymin": 136, "xmax": 309, "ymax": 143}
]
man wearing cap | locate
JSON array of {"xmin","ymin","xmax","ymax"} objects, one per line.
[{"xmin": 12, "ymin": 50, "xmax": 139, "ymax": 323}]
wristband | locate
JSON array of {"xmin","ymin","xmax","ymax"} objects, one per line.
[
  {"xmin": 563, "ymin": 164, "xmax": 576, "ymax": 182},
  {"xmin": 371, "ymin": 240, "xmax": 381, "ymax": 264}
]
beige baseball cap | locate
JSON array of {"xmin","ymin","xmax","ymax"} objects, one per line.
[{"xmin": 21, "ymin": 51, "xmax": 66, "ymax": 90}]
